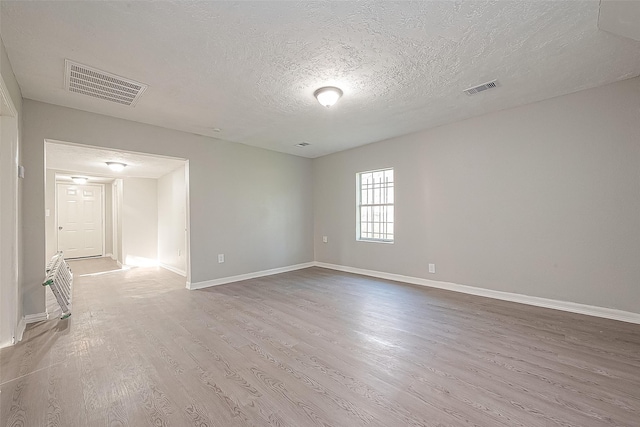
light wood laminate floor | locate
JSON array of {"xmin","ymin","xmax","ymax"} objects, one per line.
[{"xmin": 1, "ymin": 259, "xmax": 639, "ymax": 426}]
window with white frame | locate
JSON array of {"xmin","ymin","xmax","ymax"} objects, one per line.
[{"xmin": 357, "ymin": 168, "xmax": 394, "ymax": 242}]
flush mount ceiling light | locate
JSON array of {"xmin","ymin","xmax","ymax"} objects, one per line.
[
  {"xmin": 71, "ymin": 176, "xmax": 88, "ymax": 184},
  {"xmin": 106, "ymin": 161, "xmax": 127, "ymax": 172},
  {"xmin": 314, "ymin": 86, "xmax": 343, "ymax": 108}
]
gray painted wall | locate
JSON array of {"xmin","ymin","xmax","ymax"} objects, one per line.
[
  {"xmin": 314, "ymin": 77, "xmax": 640, "ymax": 314},
  {"xmin": 21, "ymin": 100, "xmax": 314, "ymax": 315}
]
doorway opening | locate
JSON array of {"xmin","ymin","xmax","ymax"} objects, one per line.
[{"xmin": 44, "ymin": 140, "xmax": 191, "ymax": 286}]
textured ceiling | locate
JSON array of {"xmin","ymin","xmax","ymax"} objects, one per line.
[
  {"xmin": 2, "ymin": 1, "xmax": 640, "ymax": 158},
  {"xmin": 46, "ymin": 141, "xmax": 186, "ymax": 179}
]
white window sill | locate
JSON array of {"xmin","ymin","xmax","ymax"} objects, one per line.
[{"xmin": 356, "ymin": 239, "xmax": 394, "ymax": 244}]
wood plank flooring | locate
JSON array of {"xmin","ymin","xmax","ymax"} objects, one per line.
[{"xmin": 1, "ymin": 259, "xmax": 639, "ymax": 426}]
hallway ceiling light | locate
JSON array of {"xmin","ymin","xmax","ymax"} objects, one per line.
[
  {"xmin": 106, "ymin": 162, "xmax": 127, "ymax": 172},
  {"xmin": 71, "ymin": 176, "xmax": 88, "ymax": 184},
  {"xmin": 314, "ymin": 86, "xmax": 343, "ymax": 108}
]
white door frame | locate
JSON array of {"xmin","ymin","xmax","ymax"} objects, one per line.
[
  {"xmin": 0, "ymin": 74, "xmax": 21, "ymax": 348},
  {"xmin": 184, "ymin": 161, "xmax": 191, "ymax": 286}
]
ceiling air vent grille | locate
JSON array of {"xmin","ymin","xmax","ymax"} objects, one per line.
[
  {"xmin": 464, "ymin": 79, "xmax": 499, "ymax": 96},
  {"xmin": 64, "ymin": 60, "xmax": 148, "ymax": 106}
]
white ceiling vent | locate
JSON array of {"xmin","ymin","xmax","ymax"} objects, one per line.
[
  {"xmin": 64, "ymin": 60, "xmax": 148, "ymax": 106},
  {"xmin": 464, "ymin": 80, "xmax": 500, "ymax": 96}
]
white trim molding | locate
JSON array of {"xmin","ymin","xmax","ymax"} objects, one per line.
[
  {"xmin": 159, "ymin": 263, "xmax": 187, "ymax": 277},
  {"xmin": 188, "ymin": 262, "xmax": 315, "ymax": 290},
  {"xmin": 23, "ymin": 312, "xmax": 48, "ymax": 324},
  {"xmin": 0, "ymin": 318, "xmax": 26, "ymax": 349},
  {"xmin": 0, "ymin": 74, "xmax": 20, "ymax": 350},
  {"xmin": 15, "ymin": 317, "xmax": 26, "ymax": 342},
  {"xmin": 314, "ymin": 262, "xmax": 640, "ymax": 325},
  {"xmin": 0, "ymin": 74, "xmax": 18, "ymax": 117}
]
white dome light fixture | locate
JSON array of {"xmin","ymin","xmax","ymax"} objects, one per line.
[
  {"xmin": 106, "ymin": 161, "xmax": 127, "ymax": 172},
  {"xmin": 71, "ymin": 176, "xmax": 88, "ymax": 184},
  {"xmin": 314, "ymin": 86, "xmax": 343, "ymax": 108}
]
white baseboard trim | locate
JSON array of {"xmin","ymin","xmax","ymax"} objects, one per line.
[
  {"xmin": 104, "ymin": 253, "xmax": 113, "ymax": 258},
  {"xmin": 1, "ymin": 318, "xmax": 28, "ymax": 348},
  {"xmin": 188, "ymin": 262, "xmax": 315, "ymax": 290},
  {"xmin": 23, "ymin": 312, "xmax": 48, "ymax": 324},
  {"xmin": 116, "ymin": 260, "xmax": 123, "ymax": 268},
  {"xmin": 159, "ymin": 263, "xmax": 187, "ymax": 277},
  {"xmin": 315, "ymin": 262, "xmax": 640, "ymax": 325},
  {"xmin": 15, "ymin": 317, "xmax": 26, "ymax": 342}
]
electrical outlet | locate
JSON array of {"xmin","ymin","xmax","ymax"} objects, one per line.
[
  {"xmin": 218, "ymin": 254, "xmax": 224, "ymax": 263},
  {"xmin": 428, "ymin": 263, "xmax": 436, "ymax": 274},
  {"xmin": 322, "ymin": 236, "xmax": 328, "ymax": 243}
]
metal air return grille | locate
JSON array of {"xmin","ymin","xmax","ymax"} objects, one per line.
[
  {"xmin": 464, "ymin": 79, "xmax": 500, "ymax": 96},
  {"xmin": 64, "ymin": 60, "xmax": 148, "ymax": 106}
]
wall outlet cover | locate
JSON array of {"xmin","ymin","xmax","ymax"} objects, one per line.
[
  {"xmin": 428, "ymin": 263, "xmax": 436, "ymax": 274},
  {"xmin": 218, "ymin": 254, "xmax": 224, "ymax": 263},
  {"xmin": 322, "ymin": 236, "xmax": 328, "ymax": 243}
]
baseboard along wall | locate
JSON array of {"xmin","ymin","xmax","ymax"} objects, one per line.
[
  {"xmin": 315, "ymin": 262, "xmax": 640, "ymax": 325},
  {"xmin": 159, "ymin": 263, "xmax": 187, "ymax": 277},
  {"xmin": 187, "ymin": 260, "xmax": 640, "ymax": 325},
  {"xmin": 187, "ymin": 262, "xmax": 315, "ymax": 290}
]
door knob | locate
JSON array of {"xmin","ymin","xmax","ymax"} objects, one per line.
[{"xmin": 58, "ymin": 226, "xmax": 63, "ymax": 230}]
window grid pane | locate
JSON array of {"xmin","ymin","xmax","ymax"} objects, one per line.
[{"xmin": 358, "ymin": 168, "xmax": 394, "ymax": 242}]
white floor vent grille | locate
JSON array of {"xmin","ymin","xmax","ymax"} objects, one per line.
[{"xmin": 64, "ymin": 60, "xmax": 147, "ymax": 106}]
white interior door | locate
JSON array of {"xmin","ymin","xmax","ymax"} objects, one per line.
[{"xmin": 57, "ymin": 183, "xmax": 103, "ymax": 258}]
